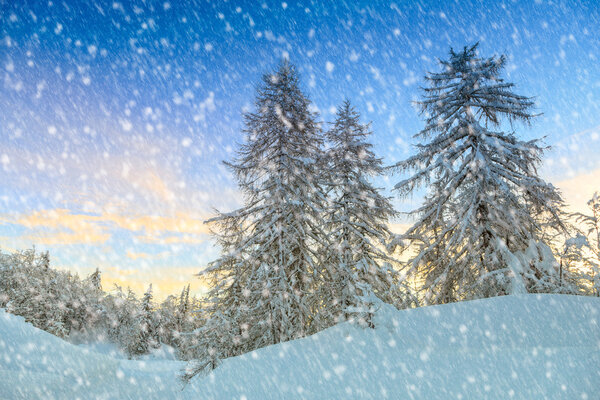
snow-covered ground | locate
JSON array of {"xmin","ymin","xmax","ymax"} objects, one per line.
[{"xmin": 1, "ymin": 294, "xmax": 598, "ymax": 399}]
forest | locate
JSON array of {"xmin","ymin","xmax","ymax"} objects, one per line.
[{"xmin": 1, "ymin": 44, "xmax": 599, "ymax": 381}]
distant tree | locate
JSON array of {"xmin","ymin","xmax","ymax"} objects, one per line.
[
  {"xmin": 156, "ymin": 294, "xmax": 178, "ymax": 346},
  {"xmin": 40, "ymin": 250, "xmax": 50, "ymax": 269},
  {"xmin": 156, "ymin": 284, "xmax": 201, "ymax": 359},
  {"xmin": 391, "ymin": 44, "xmax": 567, "ymax": 304},
  {"xmin": 176, "ymin": 284, "xmax": 191, "ymax": 331},
  {"xmin": 570, "ymin": 192, "xmax": 600, "ymax": 296},
  {"xmin": 321, "ymin": 100, "xmax": 412, "ymax": 326},
  {"xmin": 128, "ymin": 284, "xmax": 159, "ymax": 356},
  {"xmin": 88, "ymin": 268, "xmax": 102, "ymax": 292},
  {"xmin": 104, "ymin": 286, "xmax": 139, "ymax": 356},
  {"xmin": 186, "ymin": 61, "xmax": 327, "ymax": 379}
]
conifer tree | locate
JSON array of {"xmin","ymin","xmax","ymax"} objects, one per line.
[
  {"xmin": 156, "ymin": 294, "xmax": 178, "ymax": 347},
  {"xmin": 120, "ymin": 285, "xmax": 158, "ymax": 357},
  {"xmin": 177, "ymin": 284, "xmax": 191, "ymax": 330},
  {"xmin": 391, "ymin": 44, "xmax": 566, "ymax": 304},
  {"xmin": 88, "ymin": 268, "xmax": 102, "ymax": 292},
  {"xmin": 187, "ymin": 61, "xmax": 327, "ymax": 378},
  {"xmin": 321, "ymin": 101, "xmax": 409, "ymax": 326},
  {"xmin": 135, "ymin": 284, "xmax": 159, "ymax": 355}
]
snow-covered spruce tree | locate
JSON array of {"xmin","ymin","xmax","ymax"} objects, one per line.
[
  {"xmin": 391, "ymin": 44, "xmax": 567, "ymax": 304},
  {"xmin": 321, "ymin": 100, "xmax": 411, "ymax": 326},
  {"xmin": 176, "ymin": 284, "xmax": 191, "ymax": 331},
  {"xmin": 185, "ymin": 61, "xmax": 327, "ymax": 378},
  {"xmin": 156, "ymin": 294, "xmax": 178, "ymax": 347},
  {"xmin": 128, "ymin": 284, "xmax": 159, "ymax": 356},
  {"xmin": 169, "ymin": 284, "xmax": 201, "ymax": 360}
]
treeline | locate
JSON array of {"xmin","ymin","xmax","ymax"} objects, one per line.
[{"xmin": 0, "ymin": 248, "xmax": 204, "ymax": 360}]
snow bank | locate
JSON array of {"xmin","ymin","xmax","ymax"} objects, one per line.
[
  {"xmin": 0, "ymin": 310, "xmax": 194, "ymax": 399},
  {"xmin": 1, "ymin": 294, "xmax": 599, "ymax": 399}
]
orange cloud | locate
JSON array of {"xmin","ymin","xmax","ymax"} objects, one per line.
[
  {"xmin": 22, "ymin": 231, "xmax": 111, "ymax": 245},
  {"xmin": 117, "ymin": 161, "xmax": 177, "ymax": 205},
  {"xmin": 1, "ymin": 208, "xmax": 212, "ymax": 246},
  {"xmin": 106, "ymin": 212, "xmax": 212, "ymax": 245},
  {"xmin": 2, "ymin": 209, "xmax": 110, "ymax": 245}
]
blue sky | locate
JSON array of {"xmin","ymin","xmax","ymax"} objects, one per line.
[{"xmin": 1, "ymin": 0, "xmax": 599, "ymax": 297}]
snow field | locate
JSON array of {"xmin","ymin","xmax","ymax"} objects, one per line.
[{"xmin": 1, "ymin": 294, "xmax": 598, "ymax": 399}]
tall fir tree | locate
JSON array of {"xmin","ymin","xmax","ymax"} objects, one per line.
[
  {"xmin": 391, "ymin": 44, "xmax": 566, "ymax": 304},
  {"xmin": 186, "ymin": 61, "xmax": 327, "ymax": 378},
  {"xmin": 176, "ymin": 284, "xmax": 191, "ymax": 331},
  {"xmin": 321, "ymin": 100, "xmax": 410, "ymax": 326}
]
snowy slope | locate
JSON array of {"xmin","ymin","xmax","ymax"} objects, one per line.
[
  {"xmin": 0, "ymin": 310, "xmax": 196, "ymax": 399},
  {"xmin": 1, "ymin": 294, "xmax": 599, "ymax": 399}
]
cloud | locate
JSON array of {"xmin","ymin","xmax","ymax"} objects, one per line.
[
  {"xmin": 23, "ymin": 231, "xmax": 111, "ymax": 246},
  {"xmin": 0, "ymin": 127, "xmax": 218, "ymax": 246},
  {"xmin": 119, "ymin": 165, "xmax": 177, "ymax": 204},
  {"xmin": 108, "ymin": 212, "xmax": 213, "ymax": 245},
  {"xmin": 0, "ymin": 209, "xmax": 212, "ymax": 246},
  {"xmin": 1, "ymin": 209, "xmax": 110, "ymax": 245}
]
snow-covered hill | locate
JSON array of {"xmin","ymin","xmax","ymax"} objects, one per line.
[{"xmin": 1, "ymin": 294, "xmax": 598, "ymax": 399}]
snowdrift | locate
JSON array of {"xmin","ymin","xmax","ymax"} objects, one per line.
[{"xmin": 1, "ymin": 294, "xmax": 598, "ymax": 399}]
